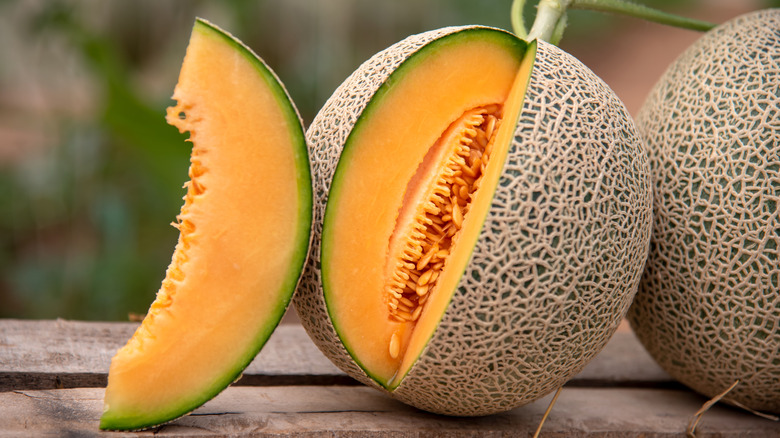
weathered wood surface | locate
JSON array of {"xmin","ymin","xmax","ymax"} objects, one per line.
[
  {"xmin": 1, "ymin": 319, "xmax": 778, "ymax": 437},
  {"xmin": 0, "ymin": 319, "xmax": 671, "ymax": 391},
  {"xmin": 0, "ymin": 319, "xmax": 351, "ymax": 390},
  {"xmin": 3, "ymin": 386, "xmax": 779, "ymax": 437}
]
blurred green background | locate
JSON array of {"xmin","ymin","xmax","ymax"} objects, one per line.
[{"xmin": 0, "ymin": 0, "xmax": 773, "ymax": 321}]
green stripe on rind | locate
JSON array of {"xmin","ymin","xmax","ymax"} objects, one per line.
[
  {"xmin": 99, "ymin": 18, "xmax": 312, "ymax": 431},
  {"xmin": 194, "ymin": 18, "xmax": 314, "ymax": 262},
  {"xmin": 192, "ymin": 17, "xmax": 314, "ymax": 403},
  {"xmin": 320, "ymin": 27, "xmax": 527, "ymax": 389}
]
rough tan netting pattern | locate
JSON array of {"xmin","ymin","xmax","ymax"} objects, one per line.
[
  {"xmin": 627, "ymin": 9, "xmax": 780, "ymax": 414},
  {"xmin": 295, "ymin": 30, "xmax": 652, "ymax": 415}
]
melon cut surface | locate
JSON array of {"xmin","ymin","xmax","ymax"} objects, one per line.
[
  {"xmin": 295, "ymin": 26, "xmax": 653, "ymax": 416},
  {"xmin": 627, "ymin": 9, "xmax": 780, "ymax": 414},
  {"xmin": 100, "ymin": 18, "xmax": 312, "ymax": 430}
]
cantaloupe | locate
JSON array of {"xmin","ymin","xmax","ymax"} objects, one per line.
[
  {"xmin": 627, "ymin": 9, "xmax": 780, "ymax": 414},
  {"xmin": 100, "ymin": 19, "xmax": 312, "ymax": 430},
  {"xmin": 294, "ymin": 26, "xmax": 653, "ymax": 416}
]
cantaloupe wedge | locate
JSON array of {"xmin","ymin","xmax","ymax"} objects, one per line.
[
  {"xmin": 100, "ymin": 18, "xmax": 312, "ymax": 430},
  {"xmin": 295, "ymin": 26, "xmax": 653, "ymax": 416}
]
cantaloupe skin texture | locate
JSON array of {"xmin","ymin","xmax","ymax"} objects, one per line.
[
  {"xmin": 100, "ymin": 18, "xmax": 312, "ymax": 430},
  {"xmin": 295, "ymin": 26, "xmax": 652, "ymax": 416},
  {"xmin": 627, "ymin": 9, "xmax": 780, "ymax": 414}
]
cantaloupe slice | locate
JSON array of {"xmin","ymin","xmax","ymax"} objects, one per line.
[
  {"xmin": 100, "ymin": 18, "xmax": 312, "ymax": 430},
  {"xmin": 628, "ymin": 9, "xmax": 780, "ymax": 414},
  {"xmin": 296, "ymin": 26, "xmax": 653, "ymax": 416}
]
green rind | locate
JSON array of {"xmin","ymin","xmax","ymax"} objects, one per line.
[
  {"xmin": 321, "ymin": 27, "xmax": 528, "ymax": 388},
  {"xmin": 99, "ymin": 18, "xmax": 312, "ymax": 431},
  {"xmin": 194, "ymin": 18, "xmax": 314, "ymax": 261}
]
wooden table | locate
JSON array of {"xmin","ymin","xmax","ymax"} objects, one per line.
[{"xmin": 1, "ymin": 318, "xmax": 777, "ymax": 437}]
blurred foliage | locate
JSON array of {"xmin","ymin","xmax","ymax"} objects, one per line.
[
  {"xmin": 0, "ymin": 0, "xmax": 773, "ymax": 320},
  {"xmin": 0, "ymin": 1, "xmax": 194, "ymax": 319}
]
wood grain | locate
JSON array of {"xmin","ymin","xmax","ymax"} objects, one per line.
[
  {"xmin": 1, "ymin": 319, "xmax": 776, "ymax": 436},
  {"xmin": 0, "ymin": 319, "xmax": 352, "ymax": 390},
  {"xmin": 2, "ymin": 386, "xmax": 777, "ymax": 437},
  {"xmin": 0, "ymin": 319, "xmax": 671, "ymax": 391}
]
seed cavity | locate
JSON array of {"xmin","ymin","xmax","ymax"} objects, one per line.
[
  {"xmin": 154, "ymin": 103, "xmax": 208, "ymax": 311},
  {"xmin": 384, "ymin": 105, "xmax": 501, "ymax": 335},
  {"xmin": 122, "ymin": 101, "xmax": 208, "ymax": 354}
]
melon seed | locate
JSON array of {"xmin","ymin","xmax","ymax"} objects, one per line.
[{"xmin": 389, "ymin": 332, "xmax": 401, "ymax": 359}]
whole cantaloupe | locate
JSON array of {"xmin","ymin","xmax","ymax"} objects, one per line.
[
  {"xmin": 627, "ymin": 9, "xmax": 780, "ymax": 414},
  {"xmin": 295, "ymin": 26, "xmax": 653, "ymax": 416}
]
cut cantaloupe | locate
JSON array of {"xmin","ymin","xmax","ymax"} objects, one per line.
[
  {"xmin": 100, "ymin": 18, "xmax": 312, "ymax": 430},
  {"xmin": 321, "ymin": 29, "xmax": 531, "ymax": 388},
  {"xmin": 296, "ymin": 26, "xmax": 653, "ymax": 416}
]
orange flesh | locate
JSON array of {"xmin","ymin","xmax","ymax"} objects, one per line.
[
  {"xmin": 322, "ymin": 35, "xmax": 532, "ymax": 387},
  {"xmin": 102, "ymin": 23, "xmax": 307, "ymax": 423}
]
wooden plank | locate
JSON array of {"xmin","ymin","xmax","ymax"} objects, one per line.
[
  {"xmin": 0, "ymin": 319, "xmax": 351, "ymax": 390},
  {"xmin": 1, "ymin": 386, "xmax": 776, "ymax": 437},
  {"xmin": 0, "ymin": 319, "xmax": 671, "ymax": 391},
  {"xmin": 0, "ymin": 319, "xmax": 775, "ymax": 436}
]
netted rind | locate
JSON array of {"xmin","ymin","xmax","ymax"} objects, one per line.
[
  {"xmin": 391, "ymin": 40, "xmax": 652, "ymax": 415},
  {"xmin": 294, "ymin": 26, "xmax": 473, "ymax": 392},
  {"xmin": 296, "ymin": 32, "xmax": 652, "ymax": 416},
  {"xmin": 627, "ymin": 9, "xmax": 780, "ymax": 414}
]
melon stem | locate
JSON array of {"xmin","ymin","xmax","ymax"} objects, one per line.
[
  {"xmin": 512, "ymin": 0, "xmax": 717, "ymax": 44},
  {"xmin": 526, "ymin": 0, "xmax": 570, "ymax": 43}
]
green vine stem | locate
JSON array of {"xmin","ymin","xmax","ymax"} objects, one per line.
[
  {"xmin": 510, "ymin": 0, "xmax": 529, "ymax": 39},
  {"xmin": 512, "ymin": 0, "xmax": 718, "ymax": 43},
  {"xmin": 572, "ymin": 0, "xmax": 717, "ymax": 31}
]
